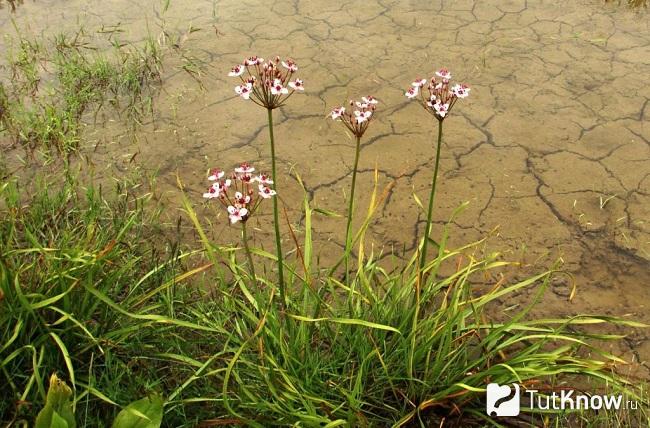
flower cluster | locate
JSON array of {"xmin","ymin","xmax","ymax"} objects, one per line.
[
  {"xmin": 404, "ymin": 68, "xmax": 470, "ymax": 121},
  {"xmin": 229, "ymin": 56, "xmax": 304, "ymax": 109},
  {"xmin": 329, "ymin": 96, "xmax": 378, "ymax": 138},
  {"xmin": 203, "ymin": 163, "xmax": 276, "ymax": 224}
]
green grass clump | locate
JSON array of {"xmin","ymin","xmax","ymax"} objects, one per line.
[
  {"xmin": 176, "ymin": 177, "xmax": 649, "ymax": 427},
  {"xmin": 0, "ymin": 27, "xmax": 162, "ymax": 153},
  {"xmin": 0, "ymin": 174, "xmax": 190, "ymax": 424},
  {"xmin": 1, "ymin": 172, "xmax": 647, "ymax": 427}
]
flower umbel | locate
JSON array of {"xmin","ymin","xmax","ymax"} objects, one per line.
[
  {"xmin": 203, "ymin": 163, "xmax": 275, "ymax": 224},
  {"xmin": 228, "ymin": 56, "xmax": 305, "ymax": 109},
  {"xmin": 329, "ymin": 96, "xmax": 378, "ymax": 138},
  {"xmin": 404, "ymin": 68, "xmax": 470, "ymax": 121}
]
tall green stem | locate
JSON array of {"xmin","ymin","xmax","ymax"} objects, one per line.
[
  {"xmin": 344, "ymin": 135, "xmax": 362, "ymax": 285},
  {"xmin": 419, "ymin": 120, "xmax": 443, "ymax": 277},
  {"xmin": 267, "ymin": 108, "xmax": 286, "ymax": 309},
  {"xmin": 241, "ymin": 222, "xmax": 256, "ymax": 281}
]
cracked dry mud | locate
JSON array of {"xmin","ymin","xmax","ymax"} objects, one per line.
[{"xmin": 2, "ymin": 0, "xmax": 649, "ymax": 377}]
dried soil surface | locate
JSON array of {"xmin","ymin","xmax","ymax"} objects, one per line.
[{"xmin": 2, "ymin": 0, "xmax": 649, "ymax": 378}]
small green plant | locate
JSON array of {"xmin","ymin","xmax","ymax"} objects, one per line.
[
  {"xmin": 34, "ymin": 374, "xmax": 76, "ymax": 428},
  {"xmin": 34, "ymin": 374, "xmax": 164, "ymax": 428},
  {"xmin": 111, "ymin": 395, "xmax": 164, "ymax": 428},
  {"xmin": 0, "ymin": 26, "xmax": 162, "ymax": 153}
]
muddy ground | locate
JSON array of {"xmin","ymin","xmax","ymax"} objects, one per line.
[{"xmin": 2, "ymin": 0, "xmax": 649, "ymax": 379}]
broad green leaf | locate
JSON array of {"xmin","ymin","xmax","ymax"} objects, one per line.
[
  {"xmin": 112, "ymin": 395, "xmax": 164, "ymax": 428},
  {"xmin": 50, "ymin": 411, "xmax": 70, "ymax": 428},
  {"xmin": 35, "ymin": 374, "xmax": 76, "ymax": 428}
]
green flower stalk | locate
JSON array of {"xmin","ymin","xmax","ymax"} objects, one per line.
[
  {"xmin": 404, "ymin": 68, "xmax": 470, "ymax": 277},
  {"xmin": 228, "ymin": 55, "xmax": 305, "ymax": 308},
  {"xmin": 420, "ymin": 120, "xmax": 443, "ymax": 275},
  {"xmin": 267, "ymin": 108, "xmax": 284, "ymax": 303},
  {"xmin": 241, "ymin": 221, "xmax": 256, "ymax": 281},
  {"xmin": 329, "ymin": 96, "xmax": 378, "ymax": 284}
]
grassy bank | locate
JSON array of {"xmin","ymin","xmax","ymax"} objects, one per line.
[{"xmin": 0, "ymin": 171, "xmax": 647, "ymax": 427}]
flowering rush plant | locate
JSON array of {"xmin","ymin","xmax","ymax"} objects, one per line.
[
  {"xmin": 203, "ymin": 163, "xmax": 276, "ymax": 224},
  {"xmin": 329, "ymin": 95, "xmax": 378, "ymax": 281},
  {"xmin": 403, "ymin": 67, "xmax": 471, "ymax": 278},
  {"xmin": 329, "ymin": 96, "xmax": 378, "ymax": 138},
  {"xmin": 227, "ymin": 55, "xmax": 301, "ymax": 299},
  {"xmin": 229, "ymin": 56, "xmax": 304, "ymax": 109},
  {"xmin": 404, "ymin": 68, "xmax": 469, "ymax": 120}
]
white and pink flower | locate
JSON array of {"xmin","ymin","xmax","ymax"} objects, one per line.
[
  {"xmin": 330, "ymin": 106, "xmax": 346, "ymax": 120},
  {"xmin": 433, "ymin": 101, "xmax": 449, "ymax": 118},
  {"xmin": 282, "ymin": 60, "xmax": 298, "ymax": 72},
  {"xmin": 203, "ymin": 163, "xmax": 275, "ymax": 225},
  {"xmin": 288, "ymin": 79, "xmax": 304, "ymax": 91},
  {"xmin": 451, "ymin": 83, "xmax": 470, "ymax": 99},
  {"xmin": 258, "ymin": 184, "xmax": 277, "ymax": 199},
  {"xmin": 270, "ymin": 79, "xmax": 289, "ymax": 95},
  {"xmin": 229, "ymin": 56, "xmax": 303, "ymax": 108},
  {"xmin": 255, "ymin": 174, "xmax": 273, "ymax": 185},
  {"xmin": 208, "ymin": 168, "xmax": 225, "ymax": 181},
  {"xmin": 234, "ymin": 191, "xmax": 251, "ymax": 205},
  {"xmin": 329, "ymin": 96, "xmax": 377, "ymax": 137},
  {"xmin": 235, "ymin": 163, "xmax": 255, "ymax": 174},
  {"xmin": 235, "ymin": 83, "xmax": 253, "ymax": 100},
  {"xmin": 354, "ymin": 110, "xmax": 372, "ymax": 124},
  {"xmin": 245, "ymin": 56, "xmax": 264, "ymax": 66},
  {"xmin": 405, "ymin": 87, "xmax": 419, "ymax": 99},
  {"xmin": 435, "ymin": 68, "xmax": 451, "ymax": 79},
  {"xmin": 228, "ymin": 64, "xmax": 245, "ymax": 77},
  {"xmin": 412, "ymin": 78, "xmax": 427, "ymax": 88},
  {"xmin": 203, "ymin": 183, "xmax": 222, "ymax": 199},
  {"xmin": 405, "ymin": 68, "xmax": 469, "ymax": 120},
  {"xmin": 227, "ymin": 206, "xmax": 248, "ymax": 224}
]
